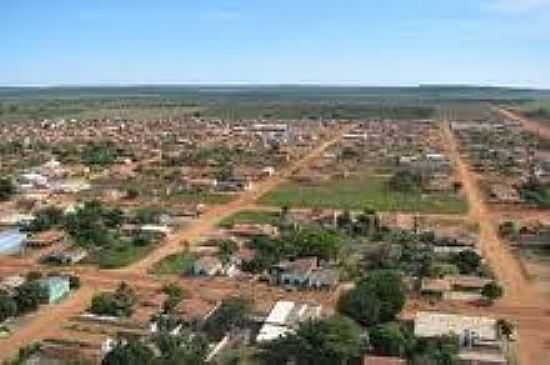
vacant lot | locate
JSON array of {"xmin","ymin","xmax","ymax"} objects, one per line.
[
  {"xmin": 259, "ymin": 175, "xmax": 467, "ymax": 214},
  {"xmin": 151, "ymin": 251, "xmax": 196, "ymax": 275},
  {"xmin": 218, "ymin": 210, "xmax": 282, "ymax": 228}
]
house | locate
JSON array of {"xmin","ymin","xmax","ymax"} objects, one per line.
[
  {"xmin": 362, "ymin": 356, "xmax": 407, "ymax": 365},
  {"xmin": 0, "ymin": 229, "xmax": 27, "ymax": 255},
  {"xmin": 421, "ymin": 278, "xmax": 452, "ymax": 297},
  {"xmin": 273, "ymin": 257, "xmax": 318, "ymax": 286},
  {"xmin": 193, "ymin": 256, "xmax": 223, "ymax": 276},
  {"xmin": 307, "ymin": 268, "xmax": 339, "ymax": 289},
  {"xmin": 256, "ymin": 301, "xmax": 322, "ymax": 343},
  {"xmin": 38, "ymin": 276, "xmax": 70, "ymax": 304},
  {"xmin": 43, "ymin": 247, "xmax": 88, "ymax": 265},
  {"xmin": 414, "ymin": 311, "xmax": 498, "ymax": 342}
]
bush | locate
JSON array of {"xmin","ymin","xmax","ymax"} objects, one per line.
[
  {"xmin": 0, "ymin": 177, "xmax": 15, "ymax": 201},
  {"xmin": 14, "ymin": 281, "xmax": 49, "ymax": 314},
  {"xmin": 388, "ymin": 170, "xmax": 423, "ymax": 192},
  {"xmin": 0, "ymin": 294, "xmax": 18, "ymax": 322},
  {"xmin": 90, "ymin": 282, "xmax": 137, "ymax": 317}
]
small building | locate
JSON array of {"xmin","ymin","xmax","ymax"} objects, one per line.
[
  {"xmin": 0, "ymin": 229, "xmax": 27, "ymax": 255},
  {"xmin": 256, "ymin": 301, "xmax": 322, "ymax": 343},
  {"xmin": 414, "ymin": 311, "xmax": 498, "ymax": 341},
  {"xmin": 274, "ymin": 257, "xmax": 318, "ymax": 286},
  {"xmin": 193, "ymin": 256, "xmax": 222, "ymax": 276},
  {"xmin": 39, "ymin": 276, "xmax": 70, "ymax": 304}
]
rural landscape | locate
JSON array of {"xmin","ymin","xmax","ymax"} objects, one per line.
[{"xmin": 1, "ymin": 86, "xmax": 550, "ymax": 365}]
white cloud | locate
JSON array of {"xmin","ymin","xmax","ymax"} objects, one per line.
[{"xmin": 486, "ymin": 0, "xmax": 550, "ymax": 13}]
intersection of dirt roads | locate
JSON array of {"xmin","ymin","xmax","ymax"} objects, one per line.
[{"xmin": 0, "ymin": 111, "xmax": 549, "ymax": 364}]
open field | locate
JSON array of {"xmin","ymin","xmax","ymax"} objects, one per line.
[
  {"xmin": 151, "ymin": 251, "xmax": 196, "ymax": 275},
  {"xmin": 259, "ymin": 175, "xmax": 468, "ymax": 214},
  {"xmin": 217, "ymin": 210, "xmax": 282, "ymax": 228}
]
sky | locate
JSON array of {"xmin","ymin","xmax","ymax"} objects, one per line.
[{"xmin": 1, "ymin": 0, "xmax": 550, "ymax": 88}]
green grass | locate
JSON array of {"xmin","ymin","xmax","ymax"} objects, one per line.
[
  {"xmin": 259, "ymin": 175, "xmax": 468, "ymax": 214},
  {"xmin": 165, "ymin": 191, "xmax": 236, "ymax": 205},
  {"xmin": 93, "ymin": 244, "xmax": 155, "ymax": 269},
  {"xmin": 152, "ymin": 251, "xmax": 196, "ymax": 275},
  {"xmin": 218, "ymin": 210, "xmax": 282, "ymax": 228}
]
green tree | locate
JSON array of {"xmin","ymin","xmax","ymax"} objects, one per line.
[
  {"xmin": 260, "ymin": 316, "xmax": 365, "ymax": 365},
  {"xmin": 481, "ymin": 281, "xmax": 504, "ymax": 304},
  {"xmin": 153, "ymin": 330, "xmax": 209, "ymax": 365},
  {"xmin": 14, "ymin": 281, "xmax": 48, "ymax": 314},
  {"xmin": 26, "ymin": 206, "xmax": 65, "ymax": 232},
  {"xmin": 339, "ymin": 270, "xmax": 405, "ymax": 326},
  {"xmin": 203, "ymin": 297, "xmax": 251, "ymax": 341},
  {"xmin": 217, "ymin": 239, "xmax": 238, "ymax": 266},
  {"xmin": 102, "ymin": 340, "xmax": 155, "ymax": 365},
  {"xmin": 451, "ymin": 250, "xmax": 482, "ymax": 275},
  {"xmin": 90, "ymin": 282, "xmax": 137, "ymax": 317},
  {"xmin": 369, "ymin": 322, "xmax": 414, "ymax": 357},
  {"xmin": 0, "ymin": 294, "xmax": 18, "ymax": 322},
  {"xmin": 0, "ymin": 177, "xmax": 15, "ymax": 201},
  {"xmin": 388, "ymin": 170, "xmax": 423, "ymax": 192},
  {"xmin": 497, "ymin": 319, "xmax": 514, "ymax": 340}
]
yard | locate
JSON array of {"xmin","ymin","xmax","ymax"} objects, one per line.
[
  {"xmin": 151, "ymin": 251, "xmax": 196, "ymax": 275},
  {"xmin": 218, "ymin": 210, "xmax": 282, "ymax": 228},
  {"xmin": 88, "ymin": 244, "xmax": 155, "ymax": 269},
  {"xmin": 259, "ymin": 175, "xmax": 468, "ymax": 214}
]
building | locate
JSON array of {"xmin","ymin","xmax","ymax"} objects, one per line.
[
  {"xmin": 39, "ymin": 276, "xmax": 70, "ymax": 304},
  {"xmin": 256, "ymin": 301, "xmax": 322, "ymax": 343},
  {"xmin": 193, "ymin": 256, "xmax": 223, "ymax": 276},
  {"xmin": 0, "ymin": 229, "xmax": 27, "ymax": 255},
  {"xmin": 414, "ymin": 311, "xmax": 498, "ymax": 341}
]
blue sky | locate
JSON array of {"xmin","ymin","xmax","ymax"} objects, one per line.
[{"xmin": 2, "ymin": 0, "xmax": 550, "ymax": 87}]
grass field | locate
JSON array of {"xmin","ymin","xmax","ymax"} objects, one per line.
[
  {"xmin": 259, "ymin": 175, "xmax": 468, "ymax": 214},
  {"xmin": 91, "ymin": 244, "xmax": 155, "ymax": 269},
  {"xmin": 218, "ymin": 210, "xmax": 282, "ymax": 228},
  {"xmin": 152, "ymin": 251, "xmax": 196, "ymax": 275}
]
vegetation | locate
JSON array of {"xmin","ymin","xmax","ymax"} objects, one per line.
[
  {"xmin": 482, "ymin": 281, "xmax": 504, "ymax": 303},
  {"xmin": 90, "ymin": 282, "xmax": 137, "ymax": 317},
  {"xmin": 388, "ymin": 170, "xmax": 424, "ymax": 192},
  {"xmin": 0, "ymin": 293, "xmax": 18, "ymax": 322},
  {"xmin": 152, "ymin": 251, "xmax": 196, "ymax": 275},
  {"xmin": 218, "ymin": 210, "xmax": 282, "ymax": 228},
  {"xmin": 13, "ymin": 281, "xmax": 48, "ymax": 314},
  {"xmin": 0, "ymin": 177, "xmax": 15, "ymax": 201},
  {"xmin": 25, "ymin": 206, "xmax": 65, "ymax": 232},
  {"xmin": 369, "ymin": 322, "xmax": 415, "ymax": 358},
  {"xmin": 81, "ymin": 142, "xmax": 119, "ymax": 167},
  {"xmin": 339, "ymin": 270, "xmax": 406, "ymax": 326},
  {"xmin": 260, "ymin": 175, "xmax": 467, "ymax": 214},
  {"xmin": 203, "ymin": 297, "xmax": 252, "ymax": 341},
  {"xmin": 520, "ymin": 176, "xmax": 550, "ymax": 207},
  {"xmin": 451, "ymin": 250, "xmax": 482, "ymax": 275},
  {"xmin": 260, "ymin": 316, "xmax": 365, "ymax": 365}
]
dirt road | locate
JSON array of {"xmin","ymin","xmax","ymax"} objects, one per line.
[
  {"xmin": 0, "ymin": 125, "xmax": 353, "ymax": 361},
  {"xmin": 441, "ymin": 121, "xmax": 550, "ymax": 365}
]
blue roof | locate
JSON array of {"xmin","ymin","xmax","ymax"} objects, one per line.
[{"xmin": 0, "ymin": 229, "xmax": 27, "ymax": 254}]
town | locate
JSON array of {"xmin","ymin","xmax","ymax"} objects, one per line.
[{"xmin": 1, "ymin": 91, "xmax": 550, "ymax": 365}]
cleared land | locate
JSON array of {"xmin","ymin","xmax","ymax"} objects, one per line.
[{"xmin": 259, "ymin": 175, "xmax": 467, "ymax": 214}]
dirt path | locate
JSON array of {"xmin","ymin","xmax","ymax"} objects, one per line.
[
  {"xmin": 0, "ymin": 286, "xmax": 95, "ymax": 361},
  {"xmin": 441, "ymin": 121, "xmax": 550, "ymax": 365}
]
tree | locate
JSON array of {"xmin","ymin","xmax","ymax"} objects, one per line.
[
  {"xmin": 451, "ymin": 250, "xmax": 482, "ymax": 275},
  {"xmin": 0, "ymin": 177, "xmax": 15, "ymax": 201},
  {"xmin": 339, "ymin": 270, "xmax": 405, "ymax": 326},
  {"xmin": 369, "ymin": 322, "xmax": 415, "ymax": 357},
  {"xmin": 90, "ymin": 282, "xmax": 137, "ymax": 317},
  {"xmin": 69, "ymin": 275, "xmax": 81, "ymax": 290},
  {"xmin": 153, "ymin": 330, "xmax": 209, "ymax": 365},
  {"xmin": 102, "ymin": 340, "xmax": 155, "ymax": 365},
  {"xmin": 481, "ymin": 281, "xmax": 504, "ymax": 304},
  {"xmin": 412, "ymin": 336, "xmax": 459, "ymax": 365},
  {"xmin": 14, "ymin": 281, "xmax": 48, "ymax": 314},
  {"xmin": 0, "ymin": 294, "xmax": 17, "ymax": 322},
  {"xmin": 217, "ymin": 239, "xmax": 238, "ymax": 266},
  {"xmin": 497, "ymin": 319, "xmax": 514, "ymax": 340},
  {"xmin": 260, "ymin": 316, "xmax": 365, "ymax": 365},
  {"xmin": 203, "ymin": 297, "xmax": 251, "ymax": 341},
  {"xmin": 25, "ymin": 206, "xmax": 65, "ymax": 232},
  {"xmin": 388, "ymin": 170, "xmax": 423, "ymax": 192}
]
